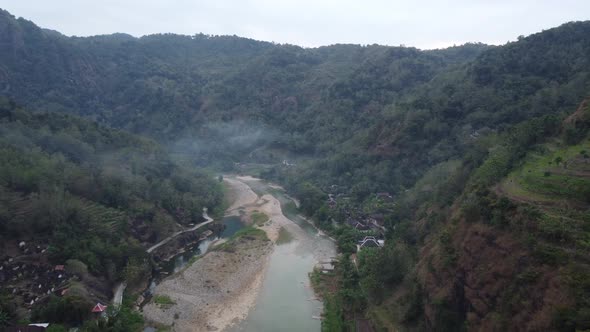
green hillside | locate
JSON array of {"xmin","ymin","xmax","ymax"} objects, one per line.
[
  {"xmin": 1, "ymin": 7, "xmax": 590, "ymax": 332},
  {"xmin": 341, "ymin": 101, "xmax": 590, "ymax": 331},
  {"xmin": 0, "ymin": 99, "xmax": 222, "ymax": 326}
]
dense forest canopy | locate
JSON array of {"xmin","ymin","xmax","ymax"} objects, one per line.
[
  {"xmin": 0, "ymin": 98, "xmax": 223, "ymax": 328},
  {"xmin": 1, "ymin": 7, "xmax": 590, "ymax": 331},
  {"xmin": 2, "ymin": 9, "xmax": 589, "ymax": 200}
]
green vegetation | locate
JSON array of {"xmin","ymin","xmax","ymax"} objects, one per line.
[
  {"xmin": 309, "ymin": 268, "xmax": 323, "ymax": 292},
  {"xmin": 282, "ymin": 201, "xmax": 300, "ymax": 219},
  {"xmin": 309, "ymin": 265, "xmax": 349, "ymax": 332},
  {"xmin": 250, "ymin": 210, "xmax": 269, "ymax": 226},
  {"xmin": 82, "ymin": 295, "xmax": 144, "ymax": 332},
  {"xmin": 187, "ymin": 255, "xmax": 202, "ymax": 267},
  {"xmin": 31, "ymin": 283, "xmax": 93, "ymax": 325},
  {"xmin": 230, "ymin": 226, "xmax": 268, "ymax": 240},
  {"xmin": 498, "ymin": 136, "xmax": 590, "ymax": 247},
  {"xmin": 216, "ymin": 226, "xmax": 269, "ymax": 252},
  {"xmin": 153, "ymin": 295, "xmax": 176, "ymax": 306},
  {"xmin": 46, "ymin": 325, "xmax": 68, "ymax": 332},
  {"xmin": 508, "ymin": 141, "xmax": 590, "ymax": 201},
  {"xmin": 30, "ymin": 287, "xmax": 144, "ymax": 331},
  {"xmin": 1, "ymin": 7, "xmax": 590, "ymax": 331},
  {"xmin": 0, "ymin": 101, "xmax": 223, "ymax": 278},
  {"xmin": 0, "ymin": 99, "xmax": 223, "ymax": 327},
  {"xmin": 311, "ymin": 106, "xmax": 590, "ymax": 331}
]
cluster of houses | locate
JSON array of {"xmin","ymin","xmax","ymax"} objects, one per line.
[
  {"xmin": 327, "ymin": 192, "xmax": 348, "ymax": 209},
  {"xmin": 326, "ymin": 189, "xmax": 394, "ymax": 252},
  {"xmin": 4, "ymin": 303, "xmax": 109, "ymax": 331},
  {"xmin": 1, "ymin": 239, "xmax": 113, "ymax": 332},
  {"xmin": 1, "ymin": 242, "xmax": 72, "ymax": 309},
  {"xmin": 345, "ymin": 214, "xmax": 387, "ymax": 233}
]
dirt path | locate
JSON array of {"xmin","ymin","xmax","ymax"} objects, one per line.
[
  {"xmin": 113, "ymin": 210, "xmax": 214, "ymax": 307},
  {"xmin": 112, "ymin": 282, "xmax": 126, "ymax": 307},
  {"xmin": 495, "ymin": 180, "xmax": 556, "ymax": 206},
  {"xmin": 146, "ymin": 210, "xmax": 214, "ymax": 254}
]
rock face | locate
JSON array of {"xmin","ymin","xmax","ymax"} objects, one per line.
[{"xmin": 143, "ymin": 234, "xmax": 272, "ymax": 332}]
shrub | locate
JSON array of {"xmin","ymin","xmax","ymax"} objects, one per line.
[
  {"xmin": 153, "ymin": 295, "xmax": 176, "ymax": 306},
  {"xmin": 250, "ymin": 211, "xmax": 269, "ymax": 226},
  {"xmin": 65, "ymin": 259, "xmax": 88, "ymax": 277},
  {"xmin": 46, "ymin": 325, "xmax": 67, "ymax": 332}
]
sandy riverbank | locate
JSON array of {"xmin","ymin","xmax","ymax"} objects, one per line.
[
  {"xmin": 223, "ymin": 176, "xmax": 299, "ymax": 242},
  {"xmin": 224, "ymin": 177, "xmax": 259, "ymax": 215},
  {"xmin": 228, "ymin": 175, "xmax": 335, "ymax": 260},
  {"xmin": 226, "ymin": 176, "xmax": 308, "ymax": 243},
  {"xmin": 143, "ymin": 176, "xmax": 288, "ymax": 331},
  {"xmin": 143, "ymin": 175, "xmax": 334, "ymax": 331},
  {"xmin": 143, "ymin": 232, "xmax": 272, "ymax": 331}
]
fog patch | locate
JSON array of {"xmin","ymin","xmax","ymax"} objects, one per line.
[{"xmin": 169, "ymin": 120, "xmax": 278, "ymax": 169}]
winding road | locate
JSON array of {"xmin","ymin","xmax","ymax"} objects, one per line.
[
  {"xmin": 147, "ymin": 209, "xmax": 214, "ymax": 253},
  {"xmin": 112, "ymin": 208, "xmax": 214, "ymax": 307}
]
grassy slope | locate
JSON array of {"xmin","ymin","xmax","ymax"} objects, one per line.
[{"xmin": 500, "ymin": 137, "xmax": 590, "ymax": 248}]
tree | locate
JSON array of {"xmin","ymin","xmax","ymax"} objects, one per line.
[
  {"xmin": 123, "ymin": 258, "xmax": 149, "ymax": 285},
  {"xmin": 555, "ymin": 156, "xmax": 563, "ymax": 165},
  {"xmin": 0, "ymin": 308, "xmax": 9, "ymax": 327}
]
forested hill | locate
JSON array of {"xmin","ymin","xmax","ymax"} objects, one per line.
[
  {"xmin": 0, "ymin": 98, "xmax": 223, "ymax": 325},
  {"xmin": 0, "ymin": 9, "xmax": 487, "ymax": 156},
  {"xmin": 2, "ymin": 7, "xmax": 590, "ymax": 331},
  {"xmin": 1, "ymin": 9, "xmax": 590, "ymax": 198}
]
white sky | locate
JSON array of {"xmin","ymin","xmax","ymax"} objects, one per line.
[{"xmin": 1, "ymin": 0, "xmax": 589, "ymax": 49}]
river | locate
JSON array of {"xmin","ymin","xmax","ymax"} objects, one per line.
[
  {"xmin": 227, "ymin": 176, "xmax": 336, "ymax": 332},
  {"xmin": 143, "ymin": 175, "xmax": 336, "ymax": 331}
]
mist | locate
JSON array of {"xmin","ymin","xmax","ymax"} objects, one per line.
[{"xmin": 169, "ymin": 119, "xmax": 282, "ymax": 170}]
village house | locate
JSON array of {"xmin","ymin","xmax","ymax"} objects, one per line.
[
  {"xmin": 92, "ymin": 302, "xmax": 108, "ymax": 317},
  {"xmin": 353, "ymin": 221, "xmax": 370, "ymax": 232},
  {"xmin": 327, "ymin": 194, "xmax": 337, "ymax": 209},
  {"xmin": 356, "ymin": 236, "xmax": 385, "ymax": 252}
]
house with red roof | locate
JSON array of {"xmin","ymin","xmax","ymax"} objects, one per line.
[{"xmin": 91, "ymin": 303, "xmax": 107, "ymax": 314}]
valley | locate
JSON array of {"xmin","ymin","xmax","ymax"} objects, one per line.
[
  {"xmin": 0, "ymin": 6, "xmax": 589, "ymax": 332},
  {"xmin": 143, "ymin": 176, "xmax": 335, "ymax": 331}
]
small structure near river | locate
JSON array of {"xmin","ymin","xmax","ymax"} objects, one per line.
[{"xmin": 356, "ymin": 236, "xmax": 384, "ymax": 252}]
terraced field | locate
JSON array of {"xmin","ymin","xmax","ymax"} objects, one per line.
[{"xmin": 498, "ymin": 136, "xmax": 590, "ymax": 252}]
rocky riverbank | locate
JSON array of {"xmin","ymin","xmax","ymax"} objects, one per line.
[
  {"xmin": 143, "ymin": 230, "xmax": 272, "ymax": 332},
  {"xmin": 143, "ymin": 176, "xmax": 274, "ymax": 332},
  {"xmin": 149, "ymin": 224, "xmax": 224, "ymax": 263},
  {"xmin": 142, "ymin": 175, "xmax": 334, "ymax": 331}
]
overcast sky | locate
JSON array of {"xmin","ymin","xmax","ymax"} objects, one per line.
[{"xmin": 1, "ymin": 1, "xmax": 589, "ymax": 49}]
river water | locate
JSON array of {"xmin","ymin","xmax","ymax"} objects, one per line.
[
  {"xmin": 149, "ymin": 177, "xmax": 336, "ymax": 332},
  {"xmin": 228, "ymin": 177, "xmax": 336, "ymax": 332},
  {"xmin": 229, "ymin": 241, "xmax": 323, "ymax": 331},
  {"xmin": 158, "ymin": 215, "xmax": 245, "ymax": 275}
]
